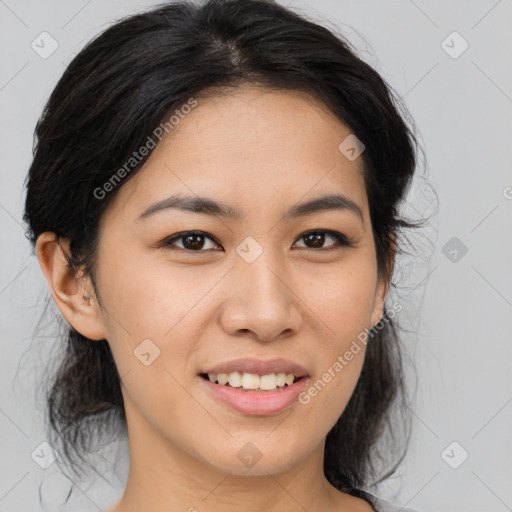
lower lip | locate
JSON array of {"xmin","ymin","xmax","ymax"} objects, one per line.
[{"xmin": 197, "ymin": 375, "xmax": 310, "ymax": 415}]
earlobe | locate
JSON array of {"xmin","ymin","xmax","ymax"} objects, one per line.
[
  {"xmin": 35, "ymin": 232, "xmax": 106, "ymax": 341},
  {"xmin": 370, "ymin": 278, "xmax": 387, "ymax": 328},
  {"xmin": 370, "ymin": 230, "xmax": 396, "ymax": 327}
]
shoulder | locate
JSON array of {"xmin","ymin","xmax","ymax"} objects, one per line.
[{"xmin": 358, "ymin": 490, "xmax": 419, "ymax": 512}]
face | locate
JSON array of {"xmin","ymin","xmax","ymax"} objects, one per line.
[{"xmin": 40, "ymin": 85, "xmax": 389, "ymax": 478}]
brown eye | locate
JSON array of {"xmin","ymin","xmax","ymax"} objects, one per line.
[
  {"xmin": 293, "ymin": 230, "xmax": 353, "ymax": 251},
  {"xmin": 161, "ymin": 229, "xmax": 354, "ymax": 253},
  {"xmin": 163, "ymin": 231, "xmax": 220, "ymax": 251}
]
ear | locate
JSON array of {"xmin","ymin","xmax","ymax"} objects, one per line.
[
  {"xmin": 369, "ymin": 230, "xmax": 396, "ymax": 328},
  {"xmin": 35, "ymin": 232, "xmax": 107, "ymax": 341},
  {"xmin": 370, "ymin": 279, "xmax": 387, "ymax": 328}
]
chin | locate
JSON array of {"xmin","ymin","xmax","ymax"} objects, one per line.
[{"xmin": 201, "ymin": 442, "xmax": 302, "ymax": 477}]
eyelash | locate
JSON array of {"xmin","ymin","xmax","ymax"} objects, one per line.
[{"xmin": 161, "ymin": 229, "xmax": 355, "ymax": 253}]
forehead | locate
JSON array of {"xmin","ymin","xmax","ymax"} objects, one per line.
[{"xmin": 102, "ymin": 85, "xmax": 368, "ymax": 224}]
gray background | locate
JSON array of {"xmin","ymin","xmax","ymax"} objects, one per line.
[{"xmin": 1, "ymin": 1, "xmax": 511, "ymax": 511}]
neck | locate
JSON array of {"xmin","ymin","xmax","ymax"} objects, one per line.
[{"xmin": 109, "ymin": 405, "xmax": 341, "ymax": 512}]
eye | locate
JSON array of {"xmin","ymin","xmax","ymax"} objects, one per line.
[
  {"xmin": 293, "ymin": 230, "xmax": 354, "ymax": 251},
  {"xmin": 161, "ymin": 229, "xmax": 354, "ymax": 252},
  {"xmin": 162, "ymin": 231, "xmax": 221, "ymax": 252}
]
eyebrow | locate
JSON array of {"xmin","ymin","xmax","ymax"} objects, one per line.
[{"xmin": 136, "ymin": 193, "xmax": 364, "ymax": 225}]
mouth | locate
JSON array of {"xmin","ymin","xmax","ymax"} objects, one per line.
[
  {"xmin": 198, "ymin": 372, "xmax": 307, "ymax": 392},
  {"xmin": 197, "ymin": 371, "xmax": 310, "ymax": 415}
]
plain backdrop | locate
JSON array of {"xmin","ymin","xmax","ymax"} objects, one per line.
[{"xmin": 1, "ymin": 1, "xmax": 511, "ymax": 511}]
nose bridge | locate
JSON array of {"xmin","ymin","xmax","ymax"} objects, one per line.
[
  {"xmin": 237, "ymin": 235, "xmax": 288, "ymax": 305},
  {"xmin": 220, "ymin": 236, "xmax": 302, "ymax": 340}
]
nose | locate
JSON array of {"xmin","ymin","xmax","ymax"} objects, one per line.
[{"xmin": 218, "ymin": 249, "xmax": 303, "ymax": 342}]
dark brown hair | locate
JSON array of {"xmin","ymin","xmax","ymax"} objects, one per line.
[{"xmin": 23, "ymin": 0, "xmax": 430, "ymax": 502}]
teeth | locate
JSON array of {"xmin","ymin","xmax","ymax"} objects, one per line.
[
  {"xmin": 260, "ymin": 373, "xmax": 276, "ymax": 390},
  {"xmin": 228, "ymin": 372, "xmax": 242, "ymax": 388},
  {"xmin": 241, "ymin": 372, "xmax": 260, "ymax": 389},
  {"xmin": 206, "ymin": 372, "xmax": 297, "ymax": 391},
  {"xmin": 217, "ymin": 373, "xmax": 229, "ymax": 385}
]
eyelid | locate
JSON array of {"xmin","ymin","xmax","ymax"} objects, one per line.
[
  {"xmin": 160, "ymin": 229, "xmax": 356, "ymax": 252},
  {"xmin": 162, "ymin": 230, "xmax": 221, "ymax": 251}
]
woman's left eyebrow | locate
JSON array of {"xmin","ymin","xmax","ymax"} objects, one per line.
[{"xmin": 135, "ymin": 193, "xmax": 365, "ymax": 228}]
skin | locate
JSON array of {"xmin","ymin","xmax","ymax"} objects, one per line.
[{"xmin": 36, "ymin": 84, "xmax": 393, "ymax": 512}]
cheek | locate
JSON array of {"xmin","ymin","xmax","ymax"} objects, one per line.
[
  {"xmin": 96, "ymin": 257, "xmax": 215, "ymax": 418},
  {"xmin": 97, "ymin": 248, "xmax": 196, "ymax": 339},
  {"xmin": 301, "ymin": 261, "xmax": 375, "ymax": 414},
  {"xmin": 309, "ymin": 263, "xmax": 377, "ymax": 342}
]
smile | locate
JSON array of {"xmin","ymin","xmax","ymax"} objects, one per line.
[{"xmin": 198, "ymin": 373, "xmax": 310, "ymax": 415}]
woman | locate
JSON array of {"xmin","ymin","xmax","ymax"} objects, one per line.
[{"xmin": 23, "ymin": 0, "xmax": 427, "ymax": 510}]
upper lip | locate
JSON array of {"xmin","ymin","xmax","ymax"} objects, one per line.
[{"xmin": 201, "ymin": 357, "xmax": 309, "ymax": 378}]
